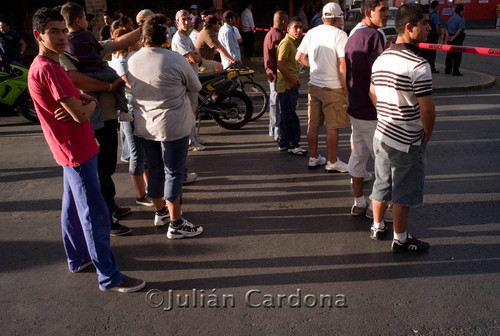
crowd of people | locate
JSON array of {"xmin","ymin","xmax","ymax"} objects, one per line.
[
  {"xmin": 265, "ymin": 1, "xmax": 436, "ymax": 256},
  {"xmin": 23, "ymin": 0, "xmax": 446, "ymax": 293}
]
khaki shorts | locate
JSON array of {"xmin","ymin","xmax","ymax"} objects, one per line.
[
  {"xmin": 198, "ymin": 59, "xmax": 220, "ymax": 73},
  {"xmin": 307, "ymin": 84, "xmax": 350, "ymax": 130}
]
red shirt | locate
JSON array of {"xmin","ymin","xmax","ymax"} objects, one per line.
[
  {"xmin": 263, "ymin": 27, "xmax": 285, "ymax": 83},
  {"xmin": 28, "ymin": 56, "xmax": 98, "ymax": 167}
]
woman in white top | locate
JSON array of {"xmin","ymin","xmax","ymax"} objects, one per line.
[{"xmin": 127, "ymin": 15, "xmax": 203, "ymax": 239}]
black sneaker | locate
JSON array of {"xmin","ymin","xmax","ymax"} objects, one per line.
[
  {"xmin": 110, "ymin": 221, "xmax": 132, "ymax": 236},
  {"xmin": 113, "ymin": 207, "xmax": 132, "ymax": 218},
  {"xmin": 105, "ymin": 276, "xmax": 146, "ymax": 293},
  {"xmin": 136, "ymin": 195, "xmax": 154, "ymax": 207},
  {"xmin": 391, "ymin": 233, "xmax": 430, "ymax": 254},
  {"xmin": 370, "ymin": 223, "xmax": 387, "ymax": 240},
  {"xmin": 69, "ymin": 260, "xmax": 93, "ymax": 273}
]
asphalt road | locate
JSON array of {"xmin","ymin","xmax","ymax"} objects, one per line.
[
  {"xmin": 1, "ymin": 76, "xmax": 500, "ymax": 334},
  {"xmin": 434, "ymin": 31, "xmax": 500, "ymax": 78}
]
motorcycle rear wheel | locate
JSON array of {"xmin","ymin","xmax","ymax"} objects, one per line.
[
  {"xmin": 211, "ymin": 90, "xmax": 253, "ymax": 130},
  {"xmin": 16, "ymin": 93, "xmax": 38, "ymax": 122}
]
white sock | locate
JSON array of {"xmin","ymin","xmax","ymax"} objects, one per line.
[
  {"xmin": 373, "ymin": 221, "xmax": 385, "ymax": 229},
  {"xmin": 394, "ymin": 232, "xmax": 407, "ymax": 243},
  {"xmin": 354, "ymin": 196, "xmax": 366, "ymax": 207}
]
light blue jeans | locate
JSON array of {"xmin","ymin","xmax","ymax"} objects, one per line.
[
  {"xmin": 120, "ymin": 91, "xmax": 146, "ymax": 176},
  {"xmin": 268, "ymin": 82, "xmax": 280, "ymax": 139}
]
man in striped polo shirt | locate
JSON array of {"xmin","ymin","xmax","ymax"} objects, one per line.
[{"xmin": 369, "ymin": 3, "xmax": 435, "ymax": 253}]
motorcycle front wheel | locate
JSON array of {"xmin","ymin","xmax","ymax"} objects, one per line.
[
  {"xmin": 211, "ymin": 90, "xmax": 253, "ymax": 130},
  {"xmin": 16, "ymin": 93, "xmax": 38, "ymax": 122}
]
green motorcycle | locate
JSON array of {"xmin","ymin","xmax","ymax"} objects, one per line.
[{"xmin": 0, "ymin": 61, "xmax": 38, "ymax": 122}]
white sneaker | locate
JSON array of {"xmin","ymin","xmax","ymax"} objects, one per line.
[
  {"xmin": 308, "ymin": 154, "xmax": 327, "ymax": 168},
  {"xmin": 119, "ymin": 111, "xmax": 133, "ymax": 122},
  {"xmin": 183, "ymin": 172, "xmax": 198, "ymax": 185},
  {"xmin": 288, "ymin": 147, "xmax": 307, "ymax": 156},
  {"xmin": 325, "ymin": 158, "xmax": 348, "ymax": 173},
  {"xmin": 188, "ymin": 143, "xmax": 205, "ymax": 151},
  {"xmin": 154, "ymin": 209, "xmax": 169, "ymax": 227},
  {"xmin": 350, "ymin": 171, "xmax": 373, "ymax": 184},
  {"xmin": 167, "ymin": 219, "xmax": 203, "ymax": 239},
  {"xmin": 365, "ymin": 205, "xmax": 393, "ymax": 223}
]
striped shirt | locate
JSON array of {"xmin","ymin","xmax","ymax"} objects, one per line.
[{"xmin": 371, "ymin": 43, "xmax": 432, "ymax": 153}]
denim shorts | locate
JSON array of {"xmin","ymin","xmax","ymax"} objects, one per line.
[{"xmin": 370, "ymin": 138, "xmax": 427, "ymax": 207}]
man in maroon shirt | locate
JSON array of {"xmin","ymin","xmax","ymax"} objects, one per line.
[{"xmin": 263, "ymin": 11, "xmax": 288, "ymax": 144}]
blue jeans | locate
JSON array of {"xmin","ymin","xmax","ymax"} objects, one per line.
[
  {"xmin": 268, "ymin": 82, "xmax": 280, "ymax": 139},
  {"xmin": 121, "ymin": 121, "xmax": 146, "ymax": 176},
  {"xmin": 61, "ymin": 154, "xmax": 125, "ymax": 290},
  {"xmin": 140, "ymin": 136, "xmax": 189, "ymax": 203},
  {"xmin": 277, "ymin": 87, "xmax": 301, "ymax": 149}
]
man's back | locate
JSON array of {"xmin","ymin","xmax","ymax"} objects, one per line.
[
  {"xmin": 65, "ymin": 30, "xmax": 106, "ymax": 73},
  {"xmin": 263, "ymin": 27, "xmax": 285, "ymax": 82},
  {"xmin": 195, "ymin": 28, "xmax": 218, "ymax": 60},
  {"xmin": 218, "ymin": 23, "xmax": 240, "ymax": 67},
  {"xmin": 297, "ymin": 25, "xmax": 347, "ymax": 89},
  {"xmin": 345, "ymin": 27, "xmax": 384, "ymax": 120},
  {"xmin": 371, "ymin": 43, "xmax": 432, "ymax": 153}
]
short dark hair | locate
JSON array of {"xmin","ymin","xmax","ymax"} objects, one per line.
[
  {"xmin": 60, "ymin": 2, "xmax": 85, "ymax": 27},
  {"xmin": 395, "ymin": 3, "xmax": 429, "ymax": 35},
  {"xmin": 104, "ymin": 10, "xmax": 113, "ymax": 17},
  {"xmin": 288, "ymin": 16, "xmax": 302, "ymax": 28},
  {"xmin": 455, "ymin": 5, "xmax": 464, "ymax": 14},
  {"xmin": 0, "ymin": 18, "xmax": 11, "ymax": 26},
  {"xmin": 86, "ymin": 14, "xmax": 95, "ymax": 21},
  {"xmin": 33, "ymin": 7, "xmax": 64, "ymax": 32},
  {"xmin": 430, "ymin": 1, "xmax": 439, "ymax": 9},
  {"xmin": 361, "ymin": 0, "xmax": 386, "ymax": 14},
  {"xmin": 142, "ymin": 14, "xmax": 167, "ymax": 45}
]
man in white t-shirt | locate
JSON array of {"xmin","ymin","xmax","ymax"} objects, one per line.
[
  {"xmin": 296, "ymin": 2, "xmax": 350, "ymax": 172},
  {"xmin": 171, "ymin": 9, "xmax": 204, "ymax": 151}
]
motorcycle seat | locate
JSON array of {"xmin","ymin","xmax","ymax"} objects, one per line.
[{"xmin": 198, "ymin": 69, "xmax": 228, "ymax": 82}]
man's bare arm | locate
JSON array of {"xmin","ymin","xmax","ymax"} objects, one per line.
[
  {"xmin": 67, "ymin": 71, "xmax": 123, "ymax": 93},
  {"xmin": 215, "ymin": 44, "xmax": 240, "ymax": 66},
  {"xmin": 369, "ymin": 83, "xmax": 377, "ymax": 107},
  {"xmin": 417, "ymin": 94, "xmax": 436, "ymax": 143},
  {"xmin": 58, "ymin": 97, "xmax": 97, "ymax": 123},
  {"xmin": 338, "ymin": 57, "xmax": 347, "ymax": 95},
  {"xmin": 185, "ymin": 51, "xmax": 202, "ymax": 64},
  {"xmin": 111, "ymin": 28, "xmax": 141, "ymax": 52},
  {"xmin": 295, "ymin": 51, "xmax": 309, "ymax": 67}
]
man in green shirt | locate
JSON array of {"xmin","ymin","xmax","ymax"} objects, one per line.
[{"xmin": 276, "ymin": 16, "xmax": 306, "ymax": 156}]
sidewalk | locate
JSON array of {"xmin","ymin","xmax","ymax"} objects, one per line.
[{"xmin": 256, "ymin": 64, "xmax": 496, "ymax": 98}]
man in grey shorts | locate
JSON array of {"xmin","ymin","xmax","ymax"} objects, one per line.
[{"xmin": 369, "ymin": 3, "xmax": 435, "ymax": 253}]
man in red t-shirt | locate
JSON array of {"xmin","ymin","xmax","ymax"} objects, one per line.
[
  {"xmin": 263, "ymin": 11, "xmax": 288, "ymax": 143},
  {"xmin": 28, "ymin": 7, "xmax": 144, "ymax": 292}
]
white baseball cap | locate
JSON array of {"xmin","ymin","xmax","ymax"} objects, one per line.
[{"xmin": 322, "ymin": 2, "xmax": 343, "ymax": 19}]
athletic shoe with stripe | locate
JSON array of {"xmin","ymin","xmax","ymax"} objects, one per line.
[
  {"xmin": 391, "ymin": 233, "xmax": 430, "ymax": 254},
  {"xmin": 167, "ymin": 219, "xmax": 203, "ymax": 239}
]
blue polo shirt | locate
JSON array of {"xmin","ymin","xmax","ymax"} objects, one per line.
[{"xmin": 447, "ymin": 13, "xmax": 465, "ymax": 35}]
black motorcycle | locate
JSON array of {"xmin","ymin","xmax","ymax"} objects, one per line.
[{"xmin": 197, "ymin": 69, "xmax": 253, "ymax": 130}]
